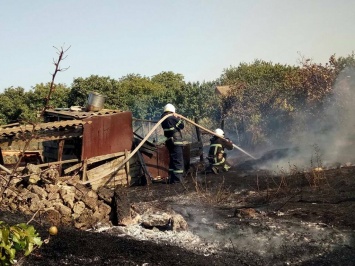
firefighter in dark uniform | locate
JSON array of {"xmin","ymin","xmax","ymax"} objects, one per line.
[
  {"xmin": 208, "ymin": 128, "xmax": 234, "ymax": 174},
  {"xmin": 161, "ymin": 104, "xmax": 185, "ymax": 183}
]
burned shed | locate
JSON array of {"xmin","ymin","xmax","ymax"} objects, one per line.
[
  {"xmin": 0, "ymin": 97, "xmax": 204, "ymax": 191},
  {"xmin": 43, "ymin": 108, "xmax": 134, "ymax": 189},
  {"xmin": 0, "ymin": 111, "xmax": 199, "ymax": 189}
]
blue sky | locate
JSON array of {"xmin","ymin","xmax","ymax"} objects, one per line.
[{"xmin": 1, "ymin": 0, "xmax": 354, "ymax": 91}]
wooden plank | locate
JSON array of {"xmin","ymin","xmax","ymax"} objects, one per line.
[
  {"xmin": 0, "ymin": 163, "xmax": 12, "ymax": 174},
  {"xmin": 86, "ymin": 156, "xmax": 126, "ymax": 181},
  {"xmin": 64, "ymin": 162, "xmax": 83, "ymax": 174},
  {"xmin": 86, "ymin": 151, "xmax": 125, "ymax": 165},
  {"xmin": 17, "ymin": 158, "xmax": 79, "ymax": 171},
  {"xmin": 90, "ymin": 170, "xmax": 127, "ymax": 190}
]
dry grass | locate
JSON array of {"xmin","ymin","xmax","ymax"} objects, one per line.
[{"xmin": 186, "ymin": 162, "xmax": 232, "ymax": 205}]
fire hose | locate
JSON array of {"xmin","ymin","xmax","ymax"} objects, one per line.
[
  {"xmin": 175, "ymin": 114, "xmax": 257, "ymax": 160},
  {"xmin": 82, "ymin": 113, "xmax": 255, "ymax": 185}
]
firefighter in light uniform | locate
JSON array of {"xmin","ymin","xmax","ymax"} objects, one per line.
[
  {"xmin": 208, "ymin": 128, "xmax": 233, "ymax": 174},
  {"xmin": 161, "ymin": 104, "xmax": 185, "ymax": 183}
]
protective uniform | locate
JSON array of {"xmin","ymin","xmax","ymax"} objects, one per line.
[
  {"xmin": 208, "ymin": 128, "xmax": 233, "ymax": 173},
  {"xmin": 161, "ymin": 104, "xmax": 185, "ymax": 183}
]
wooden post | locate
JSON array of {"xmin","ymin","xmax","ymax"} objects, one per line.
[
  {"xmin": 57, "ymin": 139, "xmax": 65, "ymax": 175},
  {"xmin": 124, "ymin": 149, "xmax": 131, "ymax": 186},
  {"xmin": 82, "ymin": 159, "xmax": 88, "ymax": 181},
  {"xmin": 194, "ymin": 117, "xmax": 204, "ymax": 162}
]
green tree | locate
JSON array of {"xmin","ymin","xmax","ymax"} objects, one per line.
[
  {"xmin": 26, "ymin": 83, "xmax": 70, "ymax": 111},
  {"xmin": 118, "ymin": 74, "xmax": 165, "ymax": 119},
  {"xmin": 149, "ymin": 71, "xmax": 186, "ymax": 118},
  {"xmin": 67, "ymin": 75, "xmax": 119, "ymax": 108},
  {"xmin": 0, "ymin": 87, "xmax": 32, "ymax": 124},
  {"xmin": 176, "ymin": 81, "xmax": 216, "ymax": 119},
  {"xmin": 219, "ymin": 61, "xmax": 299, "ymax": 147}
]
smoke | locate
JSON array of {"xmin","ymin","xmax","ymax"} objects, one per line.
[
  {"xmin": 291, "ymin": 68, "xmax": 355, "ymax": 168},
  {"xmin": 236, "ymin": 68, "xmax": 355, "ymax": 172}
]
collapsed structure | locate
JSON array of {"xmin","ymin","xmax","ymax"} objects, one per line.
[{"xmin": 0, "ymin": 94, "xmax": 203, "ymax": 228}]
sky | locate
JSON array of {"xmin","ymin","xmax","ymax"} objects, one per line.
[{"xmin": 1, "ymin": 0, "xmax": 354, "ymax": 91}]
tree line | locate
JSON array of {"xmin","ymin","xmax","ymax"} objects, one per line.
[{"xmin": 1, "ymin": 53, "xmax": 354, "ymax": 150}]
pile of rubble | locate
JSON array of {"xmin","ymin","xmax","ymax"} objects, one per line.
[
  {"xmin": 1, "ymin": 164, "xmax": 111, "ymax": 229},
  {"xmin": 0, "ymin": 164, "xmax": 190, "ymax": 233}
]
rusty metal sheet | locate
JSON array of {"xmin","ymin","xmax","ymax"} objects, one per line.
[
  {"xmin": 141, "ymin": 144, "xmax": 191, "ymax": 180},
  {"xmin": 82, "ymin": 112, "xmax": 133, "ymax": 160},
  {"xmin": 142, "ymin": 144, "xmax": 170, "ymax": 179}
]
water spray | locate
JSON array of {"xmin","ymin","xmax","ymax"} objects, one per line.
[{"xmin": 232, "ymin": 144, "xmax": 257, "ymax": 160}]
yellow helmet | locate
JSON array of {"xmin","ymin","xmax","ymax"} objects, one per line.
[{"xmin": 163, "ymin": 103, "xmax": 176, "ymax": 113}]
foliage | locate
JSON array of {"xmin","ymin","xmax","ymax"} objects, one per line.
[
  {"xmin": 117, "ymin": 74, "xmax": 166, "ymax": 119},
  {"xmin": 219, "ymin": 61, "xmax": 299, "ymax": 147},
  {"xmin": 0, "ymin": 221, "xmax": 42, "ymax": 265},
  {"xmin": 27, "ymin": 83, "xmax": 70, "ymax": 110},
  {"xmin": 0, "ymin": 87, "xmax": 33, "ymax": 124},
  {"xmin": 1, "ymin": 53, "xmax": 355, "ymax": 151},
  {"xmin": 67, "ymin": 75, "xmax": 119, "ymax": 108},
  {"xmin": 176, "ymin": 81, "xmax": 216, "ymax": 120}
]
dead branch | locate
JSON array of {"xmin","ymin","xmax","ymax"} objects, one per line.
[{"xmin": 41, "ymin": 45, "xmax": 71, "ymax": 116}]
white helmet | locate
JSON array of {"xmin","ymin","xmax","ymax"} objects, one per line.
[
  {"xmin": 214, "ymin": 128, "xmax": 224, "ymax": 137},
  {"xmin": 163, "ymin": 103, "xmax": 176, "ymax": 113}
]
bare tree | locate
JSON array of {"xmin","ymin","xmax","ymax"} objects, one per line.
[{"xmin": 41, "ymin": 45, "xmax": 71, "ymax": 116}]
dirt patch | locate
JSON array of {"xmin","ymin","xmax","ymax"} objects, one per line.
[{"xmin": 1, "ymin": 165, "xmax": 355, "ymax": 265}]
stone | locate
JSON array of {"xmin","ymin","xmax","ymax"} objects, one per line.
[
  {"xmin": 171, "ymin": 214, "xmax": 188, "ymax": 231},
  {"xmin": 73, "ymin": 201, "xmax": 86, "ymax": 217},
  {"xmin": 141, "ymin": 212, "xmax": 171, "ymax": 228},
  {"xmin": 29, "ymin": 185, "xmax": 48, "ymax": 199},
  {"xmin": 53, "ymin": 202, "xmax": 72, "ymax": 216},
  {"xmin": 59, "ymin": 185, "xmax": 76, "ymax": 208},
  {"xmin": 97, "ymin": 201, "xmax": 111, "ymax": 216}
]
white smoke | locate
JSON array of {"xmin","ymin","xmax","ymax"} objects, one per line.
[
  {"xmin": 244, "ymin": 68, "xmax": 355, "ymax": 172},
  {"xmin": 292, "ymin": 69, "xmax": 355, "ymax": 168}
]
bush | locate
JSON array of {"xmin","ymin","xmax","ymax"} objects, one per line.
[{"xmin": 0, "ymin": 221, "xmax": 42, "ymax": 265}]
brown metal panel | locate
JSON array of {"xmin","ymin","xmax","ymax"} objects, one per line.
[
  {"xmin": 142, "ymin": 144, "xmax": 169, "ymax": 179},
  {"xmin": 141, "ymin": 144, "xmax": 190, "ymax": 180},
  {"xmin": 82, "ymin": 112, "xmax": 133, "ymax": 159}
]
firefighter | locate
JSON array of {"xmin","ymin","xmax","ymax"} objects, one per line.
[
  {"xmin": 161, "ymin": 104, "xmax": 185, "ymax": 184},
  {"xmin": 207, "ymin": 128, "xmax": 233, "ymax": 174}
]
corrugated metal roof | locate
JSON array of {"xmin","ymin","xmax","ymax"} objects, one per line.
[
  {"xmin": 0, "ymin": 120, "xmax": 90, "ymax": 137},
  {"xmin": 45, "ymin": 108, "xmax": 123, "ymax": 119}
]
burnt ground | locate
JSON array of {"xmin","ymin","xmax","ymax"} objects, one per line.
[{"xmin": 1, "ymin": 163, "xmax": 355, "ymax": 266}]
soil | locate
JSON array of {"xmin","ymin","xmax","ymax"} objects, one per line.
[{"xmin": 1, "ymin": 162, "xmax": 355, "ymax": 266}]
